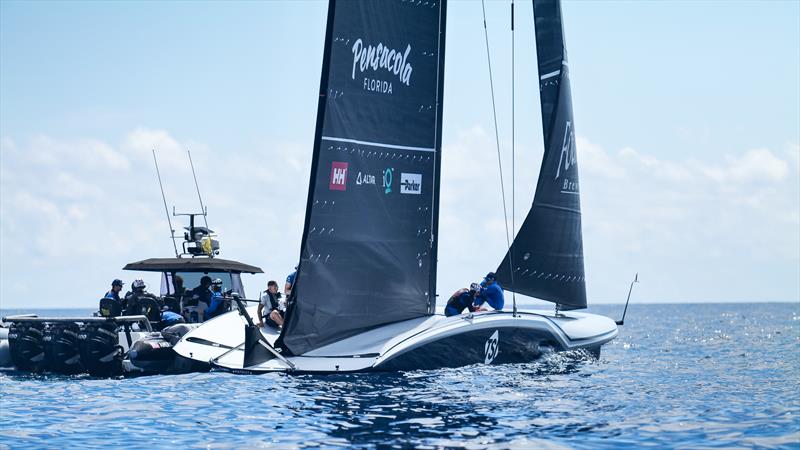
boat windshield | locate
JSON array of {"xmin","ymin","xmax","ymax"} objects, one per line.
[{"xmin": 160, "ymin": 271, "xmax": 245, "ymax": 298}]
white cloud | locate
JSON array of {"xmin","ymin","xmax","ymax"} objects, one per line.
[
  {"xmin": 1, "ymin": 127, "xmax": 798, "ymax": 307},
  {"xmin": 785, "ymin": 142, "xmax": 799, "ymax": 169},
  {"xmin": 0, "ymin": 129, "xmax": 313, "ymax": 307},
  {"xmin": 121, "ymin": 127, "xmax": 184, "ymax": 169},
  {"xmin": 23, "ymin": 134, "xmax": 130, "ymax": 170},
  {"xmin": 618, "ymin": 146, "xmax": 693, "ymax": 182},
  {"xmin": 576, "ymin": 137, "xmax": 625, "ymax": 179},
  {"xmin": 439, "ymin": 129, "xmax": 799, "ymax": 304},
  {"xmin": 702, "ymin": 148, "xmax": 789, "ymax": 183}
]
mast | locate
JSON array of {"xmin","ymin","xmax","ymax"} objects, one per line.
[
  {"xmin": 494, "ymin": 0, "xmax": 587, "ymax": 310},
  {"xmin": 278, "ymin": 0, "xmax": 448, "ymax": 355}
]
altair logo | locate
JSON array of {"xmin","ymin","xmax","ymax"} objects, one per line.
[
  {"xmin": 400, "ymin": 173, "xmax": 421, "ymax": 195},
  {"xmin": 329, "ymin": 161, "xmax": 348, "ymax": 191}
]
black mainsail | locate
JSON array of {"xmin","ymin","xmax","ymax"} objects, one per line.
[
  {"xmin": 495, "ymin": 0, "xmax": 586, "ymax": 310},
  {"xmin": 278, "ymin": 0, "xmax": 447, "ymax": 355}
]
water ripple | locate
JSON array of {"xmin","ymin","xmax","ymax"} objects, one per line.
[{"xmin": 1, "ymin": 303, "xmax": 798, "ymax": 449}]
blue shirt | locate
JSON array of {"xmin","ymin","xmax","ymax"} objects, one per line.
[
  {"xmin": 161, "ymin": 311, "xmax": 183, "ymax": 325},
  {"xmin": 104, "ymin": 290, "xmax": 120, "ymax": 301},
  {"xmin": 286, "ymin": 271, "xmax": 297, "ymax": 287},
  {"xmin": 475, "ymin": 282, "xmax": 504, "ymax": 310},
  {"xmin": 205, "ymin": 291, "xmax": 224, "ymax": 319}
]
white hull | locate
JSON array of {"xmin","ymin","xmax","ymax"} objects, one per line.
[{"xmin": 173, "ymin": 307, "xmax": 618, "ymax": 374}]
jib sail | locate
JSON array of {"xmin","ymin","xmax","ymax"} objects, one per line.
[
  {"xmin": 495, "ymin": 0, "xmax": 586, "ymax": 310},
  {"xmin": 278, "ymin": 0, "xmax": 447, "ymax": 355}
]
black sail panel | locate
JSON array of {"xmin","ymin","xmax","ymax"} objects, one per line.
[
  {"xmin": 495, "ymin": 0, "xmax": 586, "ymax": 310},
  {"xmin": 278, "ymin": 0, "xmax": 447, "ymax": 355}
]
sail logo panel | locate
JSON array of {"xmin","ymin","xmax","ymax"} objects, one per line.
[
  {"xmin": 281, "ymin": 0, "xmax": 446, "ymax": 355},
  {"xmin": 329, "ymin": 161, "xmax": 349, "ymax": 191}
]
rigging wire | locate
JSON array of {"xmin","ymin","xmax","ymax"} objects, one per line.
[
  {"xmin": 482, "ymin": 0, "xmax": 517, "ymax": 316},
  {"xmin": 187, "ymin": 149, "xmax": 209, "ymax": 229},
  {"xmin": 152, "ymin": 149, "xmax": 180, "ymax": 257},
  {"xmin": 481, "ymin": 0, "xmax": 512, "ymax": 254},
  {"xmin": 510, "ymin": 0, "xmax": 517, "ymax": 316}
]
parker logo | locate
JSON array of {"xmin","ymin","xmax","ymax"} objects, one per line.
[
  {"xmin": 400, "ymin": 173, "xmax": 421, "ymax": 195},
  {"xmin": 329, "ymin": 161, "xmax": 348, "ymax": 191}
]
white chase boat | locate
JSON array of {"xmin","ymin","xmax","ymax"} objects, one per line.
[{"xmin": 174, "ymin": 0, "xmax": 625, "ymax": 374}]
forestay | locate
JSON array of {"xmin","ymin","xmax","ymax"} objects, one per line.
[
  {"xmin": 495, "ymin": 0, "xmax": 586, "ymax": 310},
  {"xmin": 278, "ymin": 0, "xmax": 447, "ymax": 355}
]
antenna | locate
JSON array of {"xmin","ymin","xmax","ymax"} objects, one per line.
[
  {"xmin": 616, "ymin": 273, "xmax": 639, "ymax": 326},
  {"xmin": 187, "ymin": 149, "xmax": 209, "ymax": 228},
  {"xmin": 152, "ymin": 149, "xmax": 180, "ymax": 257}
]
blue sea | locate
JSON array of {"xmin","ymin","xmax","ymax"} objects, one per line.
[{"xmin": 0, "ymin": 303, "xmax": 798, "ymax": 449}]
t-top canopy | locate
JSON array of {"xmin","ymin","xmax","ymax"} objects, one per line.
[{"xmin": 123, "ymin": 258, "xmax": 263, "ymax": 274}]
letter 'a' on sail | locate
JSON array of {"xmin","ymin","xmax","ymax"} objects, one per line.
[
  {"xmin": 277, "ymin": 0, "xmax": 448, "ymax": 355},
  {"xmin": 494, "ymin": 0, "xmax": 587, "ymax": 310}
]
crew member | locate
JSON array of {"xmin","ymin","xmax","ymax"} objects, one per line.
[
  {"xmin": 204, "ymin": 278, "xmax": 226, "ymax": 320},
  {"xmin": 474, "ymin": 272, "xmax": 505, "ymax": 311},
  {"xmin": 188, "ymin": 276, "xmax": 213, "ymax": 308},
  {"xmin": 99, "ymin": 279, "xmax": 125, "ymax": 317},
  {"xmin": 172, "ymin": 275, "xmax": 186, "ymax": 298},
  {"xmin": 258, "ymin": 280, "xmax": 285, "ymax": 328},
  {"xmin": 105, "ymin": 279, "xmax": 124, "ymax": 301},
  {"xmin": 284, "ymin": 266, "xmax": 298, "ymax": 297},
  {"xmin": 445, "ymin": 283, "xmax": 481, "ymax": 317},
  {"xmin": 124, "ymin": 279, "xmax": 160, "ymax": 320}
]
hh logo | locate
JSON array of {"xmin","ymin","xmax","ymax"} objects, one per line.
[
  {"xmin": 329, "ymin": 162, "xmax": 348, "ymax": 191},
  {"xmin": 400, "ymin": 173, "xmax": 422, "ymax": 195},
  {"xmin": 484, "ymin": 330, "xmax": 499, "ymax": 364}
]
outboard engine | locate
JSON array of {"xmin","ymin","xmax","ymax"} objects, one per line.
[
  {"xmin": 78, "ymin": 322, "xmax": 122, "ymax": 377},
  {"xmin": 127, "ymin": 334, "xmax": 174, "ymax": 374},
  {"xmin": 43, "ymin": 322, "xmax": 83, "ymax": 374},
  {"xmin": 8, "ymin": 322, "xmax": 46, "ymax": 371}
]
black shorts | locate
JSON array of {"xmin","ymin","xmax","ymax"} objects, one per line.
[{"xmin": 264, "ymin": 310, "xmax": 285, "ymax": 328}]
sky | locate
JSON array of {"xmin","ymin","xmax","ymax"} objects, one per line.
[{"xmin": 1, "ymin": 0, "xmax": 798, "ymax": 309}]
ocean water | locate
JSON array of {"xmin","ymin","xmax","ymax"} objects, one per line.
[{"xmin": 0, "ymin": 303, "xmax": 798, "ymax": 449}]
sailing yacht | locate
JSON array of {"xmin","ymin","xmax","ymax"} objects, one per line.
[{"xmin": 173, "ymin": 0, "xmax": 620, "ymax": 374}]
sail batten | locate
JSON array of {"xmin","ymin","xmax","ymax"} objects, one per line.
[
  {"xmin": 278, "ymin": 0, "xmax": 447, "ymax": 355},
  {"xmin": 495, "ymin": 0, "xmax": 587, "ymax": 310}
]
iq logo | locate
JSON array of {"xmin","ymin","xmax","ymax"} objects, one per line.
[
  {"xmin": 400, "ymin": 173, "xmax": 422, "ymax": 195},
  {"xmin": 329, "ymin": 161, "xmax": 348, "ymax": 191},
  {"xmin": 382, "ymin": 168, "xmax": 394, "ymax": 194}
]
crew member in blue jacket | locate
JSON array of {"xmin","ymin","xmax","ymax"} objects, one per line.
[
  {"xmin": 204, "ymin": 278, "xmax": 226, "ymax": 320},
  {"xmin": 445, "ymin": 283, "xmax": 481, "ymax": 317},
  {"xmin": 99, "ymin": 279, "xmax": 125, "ymax": 317},
  {"xmin": 474, "ymin": 272, "xmax": 505, "ymax": 311},
  {"xmin": 105, "ymin": 279, "xmax": 124, "ymax": 301},
  {"xmin": 284, "ymin": 266, "xmax": 298, "ymax": 297}
]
